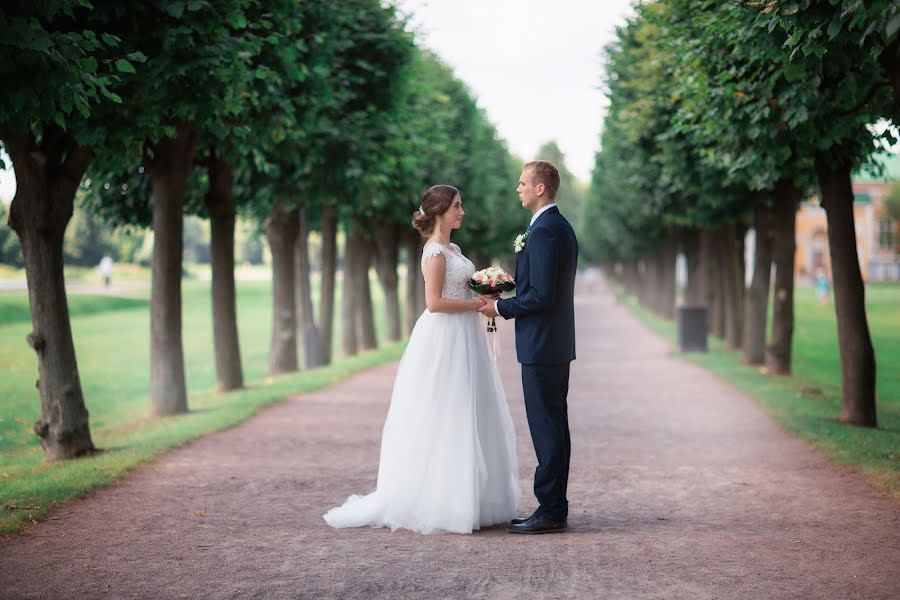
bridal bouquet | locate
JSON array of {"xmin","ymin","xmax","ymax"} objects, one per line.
[{"xmin": 469, "ymin": 267, "xmax": 515, "ymax": 332}]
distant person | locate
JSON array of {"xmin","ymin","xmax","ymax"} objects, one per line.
[
  {"xmin": 99, "ymin": 255, "xmax": 113, "ymax": 289},
  {"xmin": 816, "ymin": 268, "xmax": 829, "ymax": 304}
]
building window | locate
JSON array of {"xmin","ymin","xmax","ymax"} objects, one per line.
[{"xmin": 879, "ymin": 218, "xmax": 895, "ymax": 251}]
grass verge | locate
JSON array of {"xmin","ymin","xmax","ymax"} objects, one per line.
[
  {"xmin": 617, "ymin": 286, "xmax": 900, "ymax": 499},
  {"xmin": 0, "ymin": 274, "xmax": 406, "ymax": 534},
  {"xmin": 0, "ymin": 342, "xmax": 404, "ymax": 534}
]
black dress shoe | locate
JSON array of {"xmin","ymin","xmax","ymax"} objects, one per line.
[
  {"xmin": 506, "ymin": 513, "xmax": 567, "ymax": 534},
  {"xmin": 509, "ymin": 511, "xmax": 537, "ymax": 525}
]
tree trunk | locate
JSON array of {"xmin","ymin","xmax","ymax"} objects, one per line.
[
  {"xmin": 695, "ymin": 229, "xmax": 715, "ymax": 314},
  {"xmin": 5, "ymin": 128, "xmax": 95, "ymax": 459},
  {"xmin": 203, "ymin": 156, "xmax": 243, "ymax": 391},
  {"xmin": 659, "ymin": 237, "xmax": 677, "ymax": 320},
  {"xmin": 356, "ymin": 236, "xmax": 378, "ymax": 351},
  {"xmin": 623, "ymin": 258, "xmax": 639, "ymax": 296},
  {"xmin": 743, "ymin": 199, "xmax": 775, "ymax": 364},
  {"xmin": 736, "ymin": 220, "xmax": 748, "ymax": 297},
  {"xmin": 643, "ymin": 254, "xmax": 655, "ymax": 312},
  {"xmin": 145, "ymin": 123, "xmax": 197, "ymax": 416},
  {"xmin": 317, "ymin": 204, "xmax": 337, "ymax": 365},
  {"xmin": 632, "ymin": 258, "xmax": 642, "ymax": 301},
  {"xmin": 341, "ymin": 231, "xmax": 361, "ymax": 356},
  {"xmin": 682, "ymin": 229, "xmax": 702, "ymax": 306},
  {"xmin": 707, "ymin": 229, "xmax": 725, "ymax": 339},
  {"xmin": 638, "ymin": 254, "xmax": 656, "ymax": 312},
  {"xmin": 766, "ymin": 179, "xmax": 798, "ymax": 375},
  {"xmin": 372, "ymin": 222, "xmax": 401, "ymax": 342},
  {"xmin": 722, "ymin": 222, "xmax": 744, "ymax": 350},
  {"xmin": 816, "ymin": 158, "xmax": 877, "ymax": 427},
  {"xmin": 265, "ymin": 201, "xmax": 299, "ymax": 375},
  {"xmin": 405, "ymin": 232, "xmax": 425, "ymax": 334},
  {"xmin": 294, "ymin": 202, "xmax": 324, "ymax": 368},
  {"xmin": 651, "ymin": 253, "xmax": 662, "ymax": 313}
]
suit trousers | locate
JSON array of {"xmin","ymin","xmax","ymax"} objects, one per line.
[{"xmin": 521, "ymin": 362, "xmax": 571, "ymax": 520}]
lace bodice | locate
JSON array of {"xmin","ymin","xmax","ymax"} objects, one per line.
[{"xmin": 421, "ymin": 242, "xmax": 476, "ymax": 301}]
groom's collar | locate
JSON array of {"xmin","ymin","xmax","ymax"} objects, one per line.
[{"xmin": 529, "ymin": 203, "xmax": 557, "ymax": 228}]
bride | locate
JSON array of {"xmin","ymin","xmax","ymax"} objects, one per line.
[{"xmin": 323, "ymin": 184, "xmax": 520, "ymax": 534}]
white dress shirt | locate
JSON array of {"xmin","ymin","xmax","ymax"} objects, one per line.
[
  {"xmin": 494, "ymin": 203, "xmax": 557, "ymax": 318},
  {"xmin": 528, "ymin": 202, "xmax": 557, "ymax": 228}
]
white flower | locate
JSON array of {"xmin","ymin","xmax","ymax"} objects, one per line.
[
  {"xmin": 471, "ymin": 266, "xmax": 512, "ymax": 285},
  {"xmin": 514, "ymin": 232, "xmax": 528, "ymax": 253}
]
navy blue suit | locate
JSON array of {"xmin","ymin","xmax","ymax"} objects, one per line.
[{"xmin": 497, "ymin": 205, "xmax": 578, "ymax": 520}]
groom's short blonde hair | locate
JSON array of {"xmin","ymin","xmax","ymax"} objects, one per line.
[{"xmin": 524, "ymin": 160, "xmax": 560, "ymax": 200}]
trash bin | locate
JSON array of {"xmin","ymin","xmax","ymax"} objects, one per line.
[{"xmin": 677, "ymin": 306, "xmax": 708, "ymax": 352}]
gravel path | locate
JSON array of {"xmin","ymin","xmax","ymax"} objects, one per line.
[{"xmin": 2, "ymin": 281, "xmax": 898, "ymax": 599}]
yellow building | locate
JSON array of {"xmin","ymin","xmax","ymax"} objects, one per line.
[{"xmin": 796, "ymin": 154, "xmax": 900, "ymax": 282}]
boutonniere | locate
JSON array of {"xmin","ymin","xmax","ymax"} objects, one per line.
[{"xmin": 514, "ymin": 231, "xmax": 528, "ymax": 253}]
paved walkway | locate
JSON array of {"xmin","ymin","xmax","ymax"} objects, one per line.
[{"xmin": 2, "ymin": 281, "xmax": 898, "ymax": 599}]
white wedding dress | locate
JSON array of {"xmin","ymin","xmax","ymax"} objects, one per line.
[{"xmin": 323, "ymin": 241, "xmax": 520, "ymax": 534}]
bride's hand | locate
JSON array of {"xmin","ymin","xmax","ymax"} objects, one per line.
[{"xmin": 471, "ymin": 296, "xmax": 487, "ymax": 310}]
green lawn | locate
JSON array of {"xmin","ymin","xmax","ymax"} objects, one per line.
[
  {"xmin": 622, "ymin": 283, "xmax": 900, "ymax": 498},
  {"xmin": 0, "ymin": 273, "xmax": 407, "ymax": 533},
  {"xmin": 0, "ymin": 294, "xmax": 148, "ymax": 327}
]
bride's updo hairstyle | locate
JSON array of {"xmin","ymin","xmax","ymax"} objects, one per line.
[{"xmin": 412, "ymin": 184, "xmax": 459, "ymax": 238}]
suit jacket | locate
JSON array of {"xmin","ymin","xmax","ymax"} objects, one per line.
[{"xmin": 497, "ymin": 205, "xmax": 578, "ymax": 364}]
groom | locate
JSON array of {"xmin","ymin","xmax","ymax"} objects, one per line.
[{"xmin": 478, "ymin": 160, "xmax": 578, "ymax": 534}]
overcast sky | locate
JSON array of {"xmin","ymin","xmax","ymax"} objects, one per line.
[
  {"xmin": 397, "ymin": 0, "xmax": 634, "ymax": 182},
  {"xmin": 0, "ymin": 1, "xmax": 633, "ymax": 201}
]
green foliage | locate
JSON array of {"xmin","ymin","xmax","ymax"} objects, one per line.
[
  {"xmin": 764, "ymin": 0, "xmax": 900, "ymax": 67},
  {"xmin": 77, "ymin": 0, "xmax": 264, "ymax": 225},
  {"xmin": 583, "ymin": 0, "xmax": 900, "ymax": 262},
  {"xmin": 671, "ymin": 0, "xmax": 893, "ymax": 184},
  {"xmin": 583, "ymin": 5, "xmax": 699, "ymax": 262},
  {"xmin": 239, "ymin": 0, "xmax": 415, "ymax": 223},
  {"xmin": 365, "ymin": 48, "xmax": 524, "ymax": 258},
  {"xmin": 78, "ymin": 0, "xmax": 407, "ymax": 228},
  {"xmin": 5, "ymin": 1, "xmax": 518, "ymax": 260},
  {"xmin": 0, "ymin": 0, "xmax": 140, "ymax": 134}
]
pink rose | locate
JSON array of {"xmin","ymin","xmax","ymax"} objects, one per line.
[
  {"xmin": 475, "ymin": 273, "xmax": 484, "ymax": 281},
  {"xmin": 488, "ymin": 279, "xmax": 496, "ymax": 286}
]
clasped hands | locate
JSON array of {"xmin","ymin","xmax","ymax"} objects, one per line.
[{"xmin": 475, "ymin": 293, "xmax": 500, "ymax": 318}]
